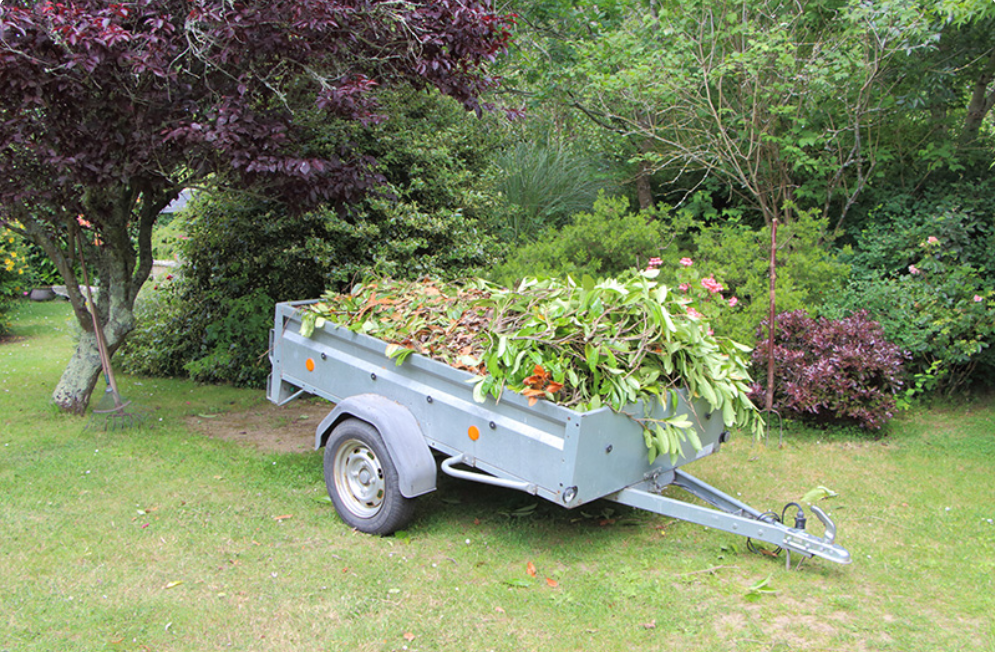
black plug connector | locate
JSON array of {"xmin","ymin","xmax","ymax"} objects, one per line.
[{"xmin": 782, "ymin": 502, "xmax": 806, "ymax": 530}]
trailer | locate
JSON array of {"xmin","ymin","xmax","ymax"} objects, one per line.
[{"xmin": 268, "ymin": 300, "xmax": 851, "ymax": 566}]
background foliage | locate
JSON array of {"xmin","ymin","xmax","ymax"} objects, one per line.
[
  {"xmin": 825, "ymin": 180, "xmax": 995, "ymax": 391},
  {"xmin": 123, "ymin": 0, "xmax": 994, "ymax": 407}
]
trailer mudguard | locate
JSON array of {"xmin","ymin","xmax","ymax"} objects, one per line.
[{"xmin": 315, "ymin": 394, "xmax": 437, "ymax": 498}]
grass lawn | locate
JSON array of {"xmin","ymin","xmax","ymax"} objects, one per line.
[{"xmin": 2, "ymin": 300, "xmax": 993, "ymax": 651}]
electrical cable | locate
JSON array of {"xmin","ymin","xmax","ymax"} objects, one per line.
[{"xmin": 746, "ymin": 510, "xmax": 783, "ymax": 557}]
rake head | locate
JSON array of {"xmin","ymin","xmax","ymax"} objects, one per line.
[{"xmin": 85, "ymin": 387, "xmax": 147, "ymax": 432}]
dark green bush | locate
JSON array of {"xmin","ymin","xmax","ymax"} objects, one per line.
[
  {"xmin": 678, "ymin": 208, "xmax": 849, "ymax": 344},
  {"xmin": 826, "ymin": 183, "xmax": 995, "ymax": 391},
  {"xmin": 487, "ymin": 193, "xmax": 671, "ymax": 286},
  {"xmin": 120, "ymin": 89, "xmax": 502, "ymax": 387}
]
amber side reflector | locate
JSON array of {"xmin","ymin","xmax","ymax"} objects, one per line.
[
  {"xmin": 305, "ymin": 358, "xmax": 315, "ymax": 372},
  {"xmin": 468, "ymin": 425, "xmax": 480, "ymax": 441}
]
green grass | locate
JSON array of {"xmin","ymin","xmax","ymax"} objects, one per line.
[{"xmin": 2, "ymin": 300, "xmax": 994, "ymax": 651}]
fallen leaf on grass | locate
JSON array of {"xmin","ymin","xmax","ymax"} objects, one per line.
[
  {"xmin": 545, "ymin": 577, "xmax": 558, "ymax": 588},
  {"xmin": 163, "ymin": 580, "xmax": 183, "ymax": 589},
  {"xmin": 526, "ymin": 561, "xmax": 537, "ymax": 577},
  {"xmin": 744, "ymin": 574, "xmax": 779, "ymax": 602},
  {"xmin": 642, "ymin": 620, "xmax": 656, "ymax": 629},
  {"xmin": 802, "ymin": 485, "xmax": 839, "ymax": 503},
  {"xmin": 273, "ymin": 514, "xmax": 293, "ymax": 521},
  {"xmin": 403, "ymin": 632, "xmax": 415, "ymax": 642}
]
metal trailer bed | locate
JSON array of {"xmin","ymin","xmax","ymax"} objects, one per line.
[{"xmin": 268, "ymin": 300, "xmax": 851, "ymax": 566}]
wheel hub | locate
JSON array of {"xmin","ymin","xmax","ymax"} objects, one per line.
[{"xmin": 334, "ymin": 439, "xmax": 385, "ymax": 517}]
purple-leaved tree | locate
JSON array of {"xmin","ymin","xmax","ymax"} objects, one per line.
[{"xmin": 0, "ymin": 0, "xmax": 512, "ymax": 413}]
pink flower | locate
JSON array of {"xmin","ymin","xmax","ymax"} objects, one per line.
[
  {"xmin": 974, "ymin": 295, "xmax": 984, "ymax": 303},
  {"xmin": 686, "ymin": 307, "xmax": 703, "ymax": 319},
  {"xmin": 647, "ymin": 257, "xmax": 662, "ymax": 269},
  {"xmin": 679, "ymin": 257, "xmax": 694, "ymax": 267},
  {"xmin": 679, "ymin": 283, "xmax": 690, "ymax": 292},
  {"xmin": 701, "ymin": 276, "xmax": 723, "ymax": 294},
  {"xmin": 728, "ymin": 296, "xmax": 739, "ymax": 307},
  {"xmin": 908, "ymin": 265, "xmax": 921, "ymax": 275},
  {"xmin": 927, "ymin": 236, "xmax": 939, "ymax": 245}
]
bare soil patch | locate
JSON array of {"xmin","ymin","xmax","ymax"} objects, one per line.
[{"xmin": 185, "ymin": 398, "xmax": 333, "ymax": 454}]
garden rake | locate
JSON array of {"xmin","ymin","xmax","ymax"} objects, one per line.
[{"xmin": 76, "ymin": 232, "xmax": 144, "ymax": 431}]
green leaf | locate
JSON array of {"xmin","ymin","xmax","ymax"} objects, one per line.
[
  {"xmin": 472, "ymin": 378, "xmax": 489, "ymax": 404},
  {"xmin": 801, "ymin": 486, "xmax": 839, "ymax": 503},
  {"xmin": 685, "ymin": 425, "xmax": 702, "ymax": 452}
]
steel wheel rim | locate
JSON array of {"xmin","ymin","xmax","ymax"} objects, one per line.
[{"xmin": 333, "ymin": 438, "xmax": 385, "ymax": 518}]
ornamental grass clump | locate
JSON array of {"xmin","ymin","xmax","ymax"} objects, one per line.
[{"xmin": 301, "ymin": 272, "xmax": 764, "ymax": 462}]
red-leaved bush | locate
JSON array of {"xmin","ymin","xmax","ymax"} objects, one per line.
[{"xmin": 750, "ymin": 310, "xmax": 907, "ymax": 430}]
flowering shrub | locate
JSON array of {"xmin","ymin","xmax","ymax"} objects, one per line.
[
  {"xmin": 750, "ymin": 310, "xmax": 907, "ymax": 430},
  {"xmin": 1, "ymin": 227, "xmax": 28, "ymax": 335},
  {"xmin": 661, "ymin": 208, "xmax": 849, "ymax": 344},
  {"xmin": 657, "ymin": 256, "xmax": 742, "ymax": 336},
  {"xmin": 830, "ymin": 232, "xmax": 995, "ymax": 391}
]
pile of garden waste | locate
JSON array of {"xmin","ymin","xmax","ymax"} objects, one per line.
[{"xmin": 299, "ymin": 272, "xmax": 763, "ymax": 462}]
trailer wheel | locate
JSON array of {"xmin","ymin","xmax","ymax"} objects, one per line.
[{"xmin": 323, "ymin": 419, "xmax": 414, "ymax": 535}]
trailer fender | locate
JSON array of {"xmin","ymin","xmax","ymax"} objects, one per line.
[{"xmin": 315, "ymin": 394, "xmax": 437, "ymax": 498}]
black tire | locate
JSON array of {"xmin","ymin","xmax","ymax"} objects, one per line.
[{"xmin": 323, "ymin": 418, "xmax": 415, "ymax": 535}]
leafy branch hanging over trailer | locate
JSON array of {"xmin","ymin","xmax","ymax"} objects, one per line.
[{"xmin": 268, "ymin": 300, "xmax": 851, "ymax": 566}]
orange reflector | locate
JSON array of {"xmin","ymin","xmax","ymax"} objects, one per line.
[
  {"xmin": 468, "ymin": 425, "xmax": 480, "ymax": 441},
  {"xmin": 305, "ymin": 358, "xmax": 315, "ymax": 372}
]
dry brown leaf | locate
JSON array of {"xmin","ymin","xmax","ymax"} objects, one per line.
[
  {"xmin": 403, "ymin": 632, "xmax": 416, "ymax": 642},
  {"xmin": 545, "ymin": 577, "xmax": 559, "ymax": 588}
]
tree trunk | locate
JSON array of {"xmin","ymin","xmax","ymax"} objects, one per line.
[
  {"xmin": 635, "ymin": 138, "xmax": 655, "ymax": 211},
  {"xmin": 51, "ymin": 272, "xmax": 137, "ymax": 414},
  {"xmin": 636, "ymin": 171, "xmax": 654, "ymax": 211},
  {"xmin": 961, "ymin": 47, "xmax": 995, "ymax": 147},
  {"xmin": 52, "ymin": 331, "xmax": 109, "ymax": 415}
]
